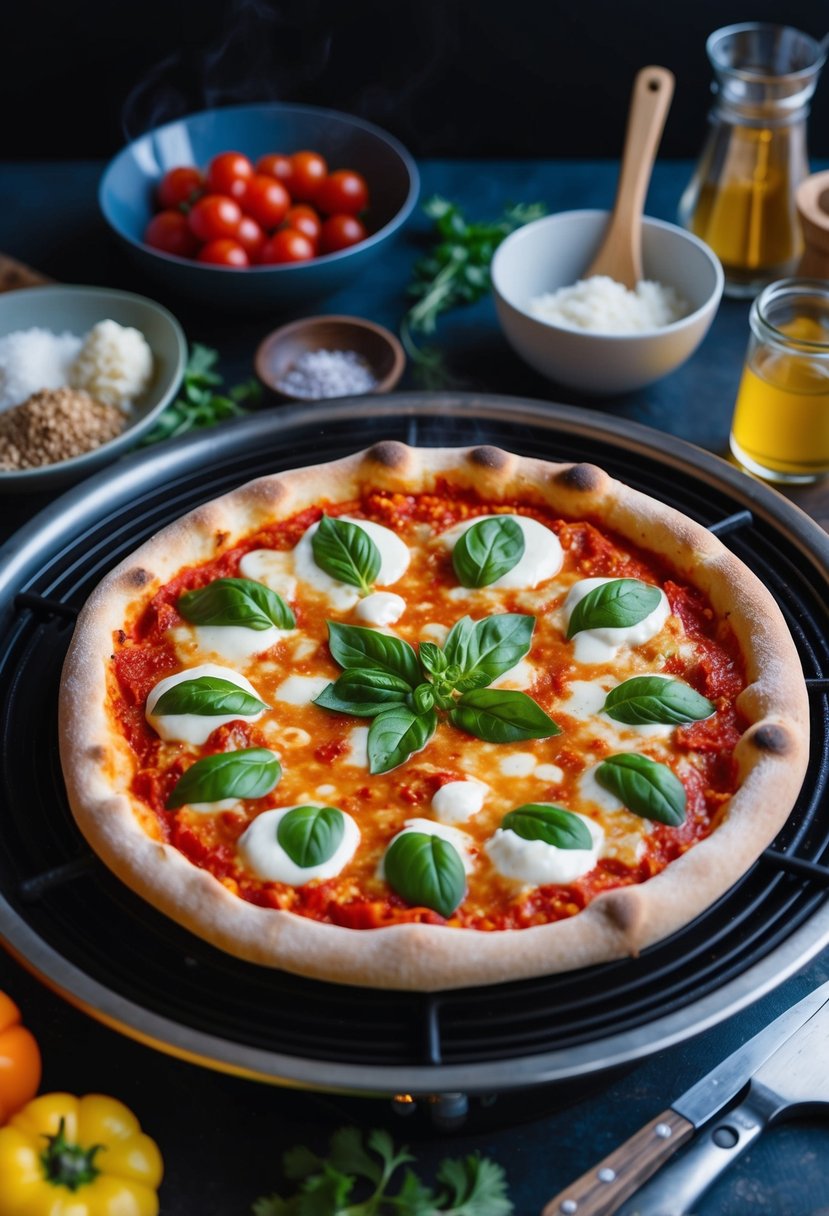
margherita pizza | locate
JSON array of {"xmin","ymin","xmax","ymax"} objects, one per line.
[{"xmin": 58, "ymin": 443, "xmax": 809, "ymax": 990}]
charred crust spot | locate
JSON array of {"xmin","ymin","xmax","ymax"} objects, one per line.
[
  {"xmin": 556, "ymin": 463, "xmax": 604, "ymax": 493},
  {"xmin": 86, "ymin": 745, "xmax": 106, "ymax": 763},
  {"xmin": 601, "ymin": 890, "xmax": 642, "ymax": 939},
  {"xmin": 751, "ymin": 724, "xmax": 792, "ymax": 755},
  {"xmin": 123, "ymin": 568, "xmax": 152, "ymax": 589},
  {"xmin": 366, "ymin": 440, "xmax": 409, "ymax": 469},
  {"xmin": 469, "ymin": 445, "xmax": 508, "ymax": 470},
  {"xmin": 214, "ymin": 530, "xmax": 230, "ymax": 549}
]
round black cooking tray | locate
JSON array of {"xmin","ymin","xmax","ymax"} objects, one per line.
[{"xmin": 1, "ymin": 393, "xmax": 828, "ymax": 1096}]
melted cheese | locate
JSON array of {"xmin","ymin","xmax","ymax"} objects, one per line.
[
  {"xmin": 182, "ymin": 624, "xmax": 288, "ymax": 663},
  {"xmin": 440, "ymin": 514, "xmax": 563, "ymax": 589},
  {"xmin": 238, "ymin": 550, "xmax": 298, "ymax": 602},
  {"xmin": 146, "ymin": 664, "xmax": 266, "ymax": 745},
  {"xmin": 293, "ymin": 517, "xmax": 411, "ymax": 610},
  {"xmin": 431, "ymin": 780, "xmax": 488, "ymax": 824},
  {"xmin": 274, "ymin": 675, "xmax": 330, "ymax": 706},
  {"xmin": 489, "ymin": 658, "xmax": 536, "ymax": 691},
  {"xmin": 238, "ymin": 804, "xmax": 360, "ymax": 884},
  {"xmin": 344, "ymin": 726, "xmax": 369, "ymax": 767},
  {"xmin": 559, "ymin": 678, "xmax": 674, "ymax": 745},
  {"xmin": 486, "ymin": 813, "xmax": 603, "ymax": 887},
  {"xmin": 354, "ymin": 591, "xmax": 406, "ymax": 627},
  {"xmin": 563, "ymin": 578, "xmax": 671, "ymax": 664}
]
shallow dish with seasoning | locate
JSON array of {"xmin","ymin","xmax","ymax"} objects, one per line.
[
  {"xmin": 254, "ymin": 315, "xmax": 405, "ymax": 402},
  {"xmin": 0, "ymin": 285, "xmax": 186, "ymax": 493}
]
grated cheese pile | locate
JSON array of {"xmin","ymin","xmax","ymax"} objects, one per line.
[
  {"xmin": 69, "ymin": 319, "xmax": 154, "ymax": 409},
  {"xmin": 530, "ymin": 275, "xmax": 688, "ymax": 333}
]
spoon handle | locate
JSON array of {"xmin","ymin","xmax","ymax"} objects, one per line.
[{"xmin": 588, "ymin": 65, "xmax": 675, "ymax": 288}]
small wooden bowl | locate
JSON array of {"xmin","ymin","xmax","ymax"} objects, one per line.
[{"xmin": 254, "ymin": 315, "xmax": 405, "ymax": 402}]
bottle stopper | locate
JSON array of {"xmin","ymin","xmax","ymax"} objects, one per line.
[{"xmin": 796, "ymin": 170, "xmax": 829, "ymax": 278}]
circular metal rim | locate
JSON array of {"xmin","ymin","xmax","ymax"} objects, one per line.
[{"xmin": 2, "ymin": 391, "xmax": 828, "ymax": 1094}]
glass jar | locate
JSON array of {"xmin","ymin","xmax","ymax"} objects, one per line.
[
  {"xmin": 679, "ymin": 23, "xmax": 826, "ymax": 298},
  {"xmin": 729, "ymin": 279, "xmax": 829, "ymax": 483}
]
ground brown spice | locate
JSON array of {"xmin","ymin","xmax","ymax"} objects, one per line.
[{"xmin": 0, "ymin": 386, "xmax": 126, "ymax": 470}]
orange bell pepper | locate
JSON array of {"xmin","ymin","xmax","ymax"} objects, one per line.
[{"xmin": 0, "ymin": 992, "xmax": 41, "ymax": 1123}]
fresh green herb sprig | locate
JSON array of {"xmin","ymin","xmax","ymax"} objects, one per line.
[
  {"xmin": 252, "ymin": 1125, "xmax": 513, "ymax": 1216},
  {"xmin": 402, "ymin": 195, "xmax": 546, "ymax": 386},
  {"xmin": 142, "ymin": 343, "xmax": 261, "ymax": 445}
]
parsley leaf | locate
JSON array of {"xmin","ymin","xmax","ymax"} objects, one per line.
[
  {"xmin": 251, "ymin": 1127, "xmax": 513, "ymax": 1216},
  {"xmin": 142, "ymin": 343, "xmax": 261, "ymax": 444}
]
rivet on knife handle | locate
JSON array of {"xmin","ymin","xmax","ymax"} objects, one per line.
[{"xmin": 540, "ymin": 1110, "xmax": 694, "ymax": 1216}]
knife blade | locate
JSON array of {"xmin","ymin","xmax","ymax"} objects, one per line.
[
  {"xmin": 618, "ymin": 990, "xmax": 829, "ymax": 1216},
  {"xmin": 540, "ymin": 977, "xmax": 829, "ymax": 1216}
]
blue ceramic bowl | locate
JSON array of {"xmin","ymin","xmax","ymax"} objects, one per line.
[{"xmin": 99, "ymin": 103, "xmax": 420, "ymax": 309}]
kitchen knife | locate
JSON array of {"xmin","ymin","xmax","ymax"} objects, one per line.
[
  {"xmin": 540, "ymin": 978, "xmax": 829, "ymax": 1216},
  {"xmin": 618, "ymin": 992, "xmax": 829, "ymax": 1215}
]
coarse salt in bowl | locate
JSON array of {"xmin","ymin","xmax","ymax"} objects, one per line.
[{"xmin": 491, "ymin": 210, "xmax": 724, "ymax": 395}]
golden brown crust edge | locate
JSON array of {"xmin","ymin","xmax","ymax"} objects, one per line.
[{"xmin": 58, "ymin": 443, "xmax": 810, "ymax": 991}]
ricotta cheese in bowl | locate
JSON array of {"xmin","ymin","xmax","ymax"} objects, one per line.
[{"xmin": 530, "ymin": 274, "xmax": 689, "ymax": 333}]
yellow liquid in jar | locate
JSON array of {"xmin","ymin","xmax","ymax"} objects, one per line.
[{"xmin": 730, "ymin": 318, "xmax": 829, "ymax": 479}]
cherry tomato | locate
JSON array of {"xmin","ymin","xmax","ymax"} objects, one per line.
[
  {"xmin": 236, "ymin": 215, "xmax": 266, "ymax": 261},
  {"xmin": 188, "ymin": 194, "xmax": 243, "ymax": 242},
  {"xmin": 260, "ymin": 228, "xmax": 316, "ymax": 264},
  {"xmin": 319, "ymin": 213, "xmax": 368, "ymax": 254},
  {"xmin": 197, "ymin": 238, "xmax": 249, "ymax": 267},
  {"xmin": 316, "ymin": 169, "xmax": 369, "ymax": 216},
  {"xmin": 285, "ymin": 151, "xmax": 328, "ymax": 202},
  {"xmin": 157, "ymin": 165, "xmax": 204, "ymax": 210},
  {"xmin": 256, "ymin": 153, "xmax": 293, "ymax": 185},
  {"xmin": 241, "ymin": 174, "xmax": 291, "ymax": 230},
  {"xmin": 283, "ymin": 204, "xmax": 321, "ymax": 245},
  {"xmin": 144, "ymin": 210, "xmax": 200, "ymax": 258},
  {"xmin": 206, "ymin": 151, "xmax": 254, "ymax": 200}
]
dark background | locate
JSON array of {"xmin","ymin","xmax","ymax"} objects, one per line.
[{"xmin": 3, "ymin": 0, "xmax": 829, "ymax": 161}]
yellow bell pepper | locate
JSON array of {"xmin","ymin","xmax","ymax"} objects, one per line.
[{"xmin": 0, "ymin": 1092, "xmax": 163, "ymax": 1216}]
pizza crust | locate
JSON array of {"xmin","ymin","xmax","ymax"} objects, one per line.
[{"xmin": 59, "ymin": 444, "xmax": 809, "ymax": 990}]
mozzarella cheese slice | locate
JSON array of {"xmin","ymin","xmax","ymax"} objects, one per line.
[
  {"xmin": 273, "ymin": 675, "xmax": 330, "ymax": 706},
  {"xmin": 238, "ymin": 549, "xmax": 298, "ymax": 602},
  {"xmin": 354, "ymin": 591, "xmax": 406, "ymax": 626},
  {"xmin": 238, "ymin": 804, "xmax": 360, "ymax": 885},
  {"xmin": 293, "ymin": 517, "xmax": 411, "ymax": 610},
  {"xmin": 431, "ymin": 779, "xmax": 488, "ymax": 824},
  {"xmin": 486, "ymin": 813, "xmax": 603, "ymax": 887},
  {"xmin": 563, "ymin": 578, "xmax": 671, "ymax": 664},
  {"xmin": 440, "ymin": 514, "xmax": 563, "ymax": 589},
  {"xmin": 146, "ymin": 663, "xmax": 266, "ymax": 745}
]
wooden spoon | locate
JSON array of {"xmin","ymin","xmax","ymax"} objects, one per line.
[{"xmin": 584, "ymin": 65, "xmax": 675, "ymax": 289}]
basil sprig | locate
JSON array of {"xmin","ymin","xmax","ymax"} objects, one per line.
[
  {"xmin": 311, "ymin": 515, "xmax": 381, "ymax": 594},
  {"xmin": 567, "ymin": 579, "xmax": 662, "ymax": 639},
  {"xmin": 177, "ymin": 577, "xmax": 295, "ymax": 631},
  {"xmin": 153, "ymin": 676, "xmax": 267, "ymax": 718},
  {"xmin": 277, "ymin": 805, "xmax": 345, "ymax": 868},
  {"xmin": 452, "ymin": 516, "xmax": 525, "ymax": 587},
  {"xmin": 603, "ymin": 677, "xmax": 715, "ymax": 726},
  {"xmin": 595, "ymin": 753, "xmax": 686, "ymax": 826},
  {"xmin": 166, "ymin": 748, "xmax": 281, "ymax": 809},
  {"xmin": 384, "ymin": 831, "xmax": 466, "ymax": 918},
  {"xmin": 314, "ymin": 614, "xmax": 560, "ymax": 772},
  {"xmin": 501, "ymin": 804, "xmax": 593, "ymax": 850}
]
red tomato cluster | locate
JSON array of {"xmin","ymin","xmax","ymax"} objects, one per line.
[{"xmin": 144, "ymin": 150, "xmax": 370, "ymax": 267}]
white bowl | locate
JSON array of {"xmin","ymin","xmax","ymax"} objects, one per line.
[{"xmin": 491, "ymin": 210, "xmax": 724, "ymax": 395}]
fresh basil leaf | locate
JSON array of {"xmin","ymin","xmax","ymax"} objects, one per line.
[
  {"xmin": 411, "ymin": 683, "xmax": 436, "ymax": 714},
  {"xmin": 166, "ymin": 748, "xmax": 281, "ymax": 809},
  {"xmin": 311, "ymin": 515, "xmax": 381, "ymax": 594},
  {"xmin": 452, "ymin": 516, "xmax": 525, "ymax": 587},
  {"xmin": 603, "ymin": 677, "xmax": 716, "ymax": 725},
  {"xmin": 314, "ymin": 669, "xmax": 412, "ymax": 717},
  {"xmin": 384, "ymin": 831, "xmax": 466, "ymax": 918},
  {"xmin": 595, "ymin": 753, "xmax": 686, "ymax": 825},
  {"xmin": 566, "ymin": 579, "xmax": 662, "ymax": 639},
  {"xmin": 501, "ymin": 804, "xmax": 593, "ymax": 849},
  {"xmin": 177, "ymin": 577, "xmax": 295, "ymax": 631},
  {"xmin": 418, "ymin": 641, "xmax": 448, "ymax": 677},
  {"xmin": 443, "ymin": 613, "xmax": 535, "ymax": 691},
  {"xmin": 367, "ymin": 706, "xmax": 437, "ymax": 774},
  {"xmin": 449, "ymin": 689, "xmax": 560, "ymax": 742},
  {"xmin": 277, "ymin": 805, "xmax": 345, "ymax": 868},
  {"xmin": 326, "ymin": 622, "xmax": 421, "ymax": 687},
  {"xmin": 153, "ymin": 676, "xmax": 267, "ymax": 718}
]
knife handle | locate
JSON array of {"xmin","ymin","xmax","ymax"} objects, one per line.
[{"xmin": 540, "ymin": 1109, "xmax": 695, "ymax": 1216}]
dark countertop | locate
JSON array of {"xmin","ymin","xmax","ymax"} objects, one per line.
[{"xmin": 1, "ymin": 159, "xmax": 828, "ymax": 1216}]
